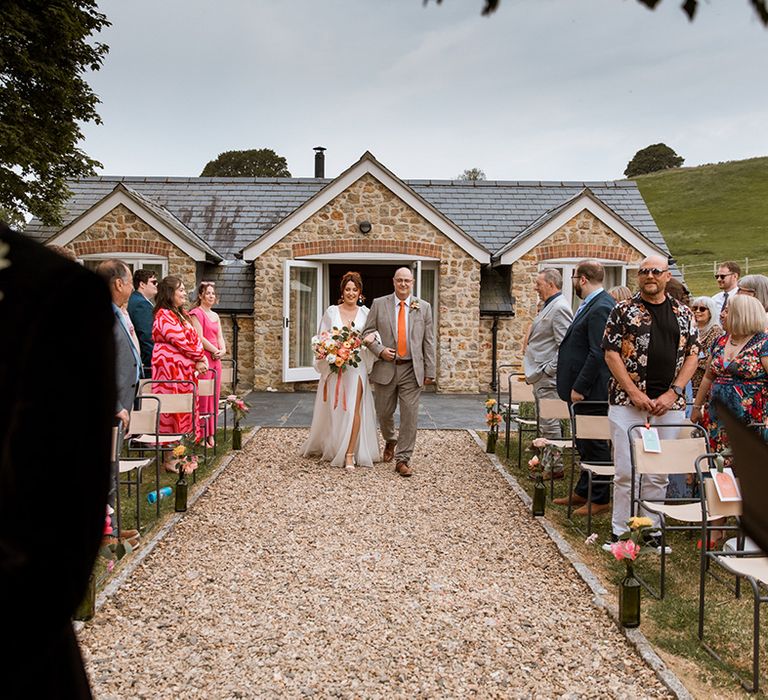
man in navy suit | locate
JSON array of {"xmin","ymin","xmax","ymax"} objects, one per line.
[
  {"xmin": 554, "ymin": 260, "xmax": 615, "ymax": 515},
  {"xmin": 127, "ymin": 268, "xmax": 157, "ymax": 377}
]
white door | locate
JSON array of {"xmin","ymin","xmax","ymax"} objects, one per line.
[{"xmin": 283, "ymin": 260, "xmax": 323, "ymax": 382}]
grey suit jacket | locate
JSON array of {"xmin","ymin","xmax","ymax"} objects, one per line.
[
  {"xmin": 113, "ymin": 306, "xmax": 140, "ymax": 414},
  {"xmin": 523, "ymin": 293, "xmax": 573, "ymax": 385},
  {"xmin": 364, "ymin": 294, "xmax": 436, "ymax": 387}
]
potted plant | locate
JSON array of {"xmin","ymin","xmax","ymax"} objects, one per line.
[{"xmin": 225, "ymin": 394, "xmax": 250, "ymax": 449}]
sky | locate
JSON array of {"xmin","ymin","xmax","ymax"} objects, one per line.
[{"xmin": 81, "ymin": 0, "xmax": 768, "ymax": 182}]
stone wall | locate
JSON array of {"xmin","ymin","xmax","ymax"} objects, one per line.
[
  {"xmin": 252, "ymin": 173, "xmax": 482, "ymax": 392},
  {"xmin": 480, "ymin": 210, "xmax": 646, "ymax": 382},
  {"xmin": 66, "ymin": 204, "xmax": 197, "ymax": 291},
  {"xmin": 219, "ymin": 314, "xmax": 255, "ymax": 391}
]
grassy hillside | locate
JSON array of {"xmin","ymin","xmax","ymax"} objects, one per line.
[{"xmin": 633, "ymin": 156, "xmax": 768, "ymax": 296}]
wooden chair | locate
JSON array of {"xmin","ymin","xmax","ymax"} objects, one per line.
[
  {"xmin": 536, "ymin": 397, "xmax": 573, "ymax": 497},
  {"xmin": 495, "ymin": 366, "xmax": 537, "ymax": 465}
]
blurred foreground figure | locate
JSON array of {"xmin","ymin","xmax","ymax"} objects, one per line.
[{"xmin": 0, "ymin": 224, "xmax": 115, "ymax": 698}]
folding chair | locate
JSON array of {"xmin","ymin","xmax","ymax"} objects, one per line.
[
  {"xmin": 495, "ymin": 366, "xmax": 537, "ymax": 464},
  {"xmin": 197, "ymin": 370, "xmax": 217, "ymax": 462},
  {"xmin": 628, "ymin": 422, "xmax": 709, "ymax": 599},
  {"xmin": 536, "ymin": 397, "xmax": 573, "ymax": 498},
  {"xmin": 218, "ymin": 360, "xmax": 237, "ymax": 441},
  {"xmin": 132, "ymin": 378, "xmax": 199, "ymax": 481},
  {"xmin": 122, "ymin": 395, "xmax": 162, "ymax": 521},
  {"xmin": 566, "ymin": 400, "xmax": 614, "ymax": 536},
  {"xmin": 695, "ymin": 460, "xmax": 766, "ymax": 693}
]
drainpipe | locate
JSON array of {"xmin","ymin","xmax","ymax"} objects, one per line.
[
  {"xmin": 230, "ymin": 313, "xmax": 240, "ymax": 392},
  {"xmin": 490, "ymin": 315, "xmax": 499, "ymax": 392}
]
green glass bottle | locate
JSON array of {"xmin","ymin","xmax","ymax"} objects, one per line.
[
  {"xmin": 73, "ymin": 572, "xmax": 96, "ymax": 621},
  {"xmin": 486, "ymin": 429, "xmax": 497, "ymax": 453},
  {"xmin": 532, "ymin": 475, "xmax": 546, "ymax": 516},
  {"xmin": 175, "ymin": 468, "xmax": 188, "ymax": 512},
  {"xmin": 232, "ymin": 424, "xmax": 242, "ymax": 450},
  {"xmin": 619, "ymin": 563, "xmax": 641, "ymax": 628}
]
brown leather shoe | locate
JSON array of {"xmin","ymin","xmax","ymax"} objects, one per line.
[
  {"xmin": 540, "ymin": 470, "xmax": 564, "ymax": 481},
  {"xmin": 383, "ymin": 441, "xmax": 397, "ymax": 462},
  {"xmin": 573, "ymin": 502, "xmax": 610, "ymax": 517},
  {"xmin": 395, "ymin": 460, "xmax": 412, "ymax": 477},
  {"xmin": 553, "ymin": 493, "xmax": 587, "ymax": 506}
]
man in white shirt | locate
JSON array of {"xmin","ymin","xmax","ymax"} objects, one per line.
[{"xmin": 711, "ymin": 261, "xmax": 740, "ymax": 319}]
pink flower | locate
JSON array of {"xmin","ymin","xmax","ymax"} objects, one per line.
[
  {"xmin": 107, "ymin": 560, "xmax": 115, "ymax": 572},
  {"xmin": 610, "ymin": 539, "xmax": 640, "ymax": 561},
  {"xmin": 528, "ymin": 456, "xmax": 540, "ymax": 468},
  {"xmin": 103, "ymin": 514, "xmax": 112, "ymax": 535}
]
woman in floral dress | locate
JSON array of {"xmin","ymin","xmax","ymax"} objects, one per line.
[
  {"xmin": 691, "ymin": 295, "xmax": 768, "ymax": 453},
  {"xmin": 151, "ymin": 276, "xmax": 207, "ymax": 471}
]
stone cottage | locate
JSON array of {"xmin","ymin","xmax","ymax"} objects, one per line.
[{"xmin": 24, "ymin": 151, "xmax": 671, "ymax": 393}]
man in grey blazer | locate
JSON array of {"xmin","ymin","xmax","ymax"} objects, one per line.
[
  {"xmin": 364, "ymin": 267, "xmax": 436, "ymax": 477},
  {"xmin": 523, "ymin": 268, "xmax": 573, "ymax": 468},
  {"xmin": 97, "ymin": 259, "xmax": 141, "ymax": 546}
]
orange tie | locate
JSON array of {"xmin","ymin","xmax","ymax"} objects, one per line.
[{"xmin": 397, "ymin": 300, "xmax": 407, "ymax": 357}]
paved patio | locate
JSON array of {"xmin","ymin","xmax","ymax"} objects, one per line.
[{"xmin": 241, "ymin": 391, "xmax": 490, "ymax": 430}]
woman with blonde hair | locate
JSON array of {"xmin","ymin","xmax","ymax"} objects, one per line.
[
  {"xmin": 608, "ymin": 285, "xmax": 632, "ymax": 302},
  {"xmin": 691, "ymin": 295, "xmax": 768, "ymax": 455}
]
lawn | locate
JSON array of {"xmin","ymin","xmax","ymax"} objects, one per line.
[
  {"xmin": 488, "ymin": 426, "xmax": 767, "ymax": 698},
  {"xmin": 634, "ymin": 156, "xmax": 768, "ymax": 297}
]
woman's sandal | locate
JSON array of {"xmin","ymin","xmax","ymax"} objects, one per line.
[{"xmin": 345, "ymin": 453, "xmax": 355, "ymax": 471}]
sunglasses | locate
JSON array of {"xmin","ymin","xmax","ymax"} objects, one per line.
[
  {"xmin": 691, "ymin": 306, "xmax": 709, "ymax": 312},
  {"xmin": 638, "ymin": 267, "xmax": 668, "ymax": 277},
  {"xmin": 715, "ymin": 273, "xmax": 735, "ymax": 280}
]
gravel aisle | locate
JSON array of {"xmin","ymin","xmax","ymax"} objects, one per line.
[{"xmin": 80, "ymin": 429, "xmax": 672, "ymax": 699}]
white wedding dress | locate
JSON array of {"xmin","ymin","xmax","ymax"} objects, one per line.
[{"xmin": 301, "ymin": 305, "xmax": 381, "ymax": 467}]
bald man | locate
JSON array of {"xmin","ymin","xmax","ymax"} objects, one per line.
[{"xmin": 601, "ymin": 255, "xmax": 699, "ymax": 552}]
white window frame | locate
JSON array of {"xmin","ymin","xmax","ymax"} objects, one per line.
[
  {"xmin": 283, "ymin": 260, "xmax": 324, "ymax": 382},
  {"xmin": 539, "ymin": 258, "xmax": 627, "ymax": 310},
  {"xmin": 79, "ymin": 253, "xmax": 168, "ymax": 278}
]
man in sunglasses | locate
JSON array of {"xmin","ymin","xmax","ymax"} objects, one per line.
[
  {"xmin": 711, "ymin": 260, "xmax": 740, "ymax": 320},
  {"xmin": 601, "ymin": 255, "xmax": 700, "ymax": 553}
]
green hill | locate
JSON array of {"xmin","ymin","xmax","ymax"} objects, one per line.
[{"xmin": 633, "ymin": 156, "xmax": 768, "ymax": 296}]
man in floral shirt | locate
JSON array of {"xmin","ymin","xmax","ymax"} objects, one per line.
[{"xmin": 602, "ymin": 255, "xmax": 699, "ymax": 552}]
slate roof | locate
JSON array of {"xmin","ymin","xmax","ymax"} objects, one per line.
[{"xmin": 24, "ymin": 175, "xmax": 665, "ymax": 312}]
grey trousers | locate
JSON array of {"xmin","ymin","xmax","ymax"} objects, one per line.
[{"xmin": 373, "ymin": 361, "xmax": 422, "ymax": 464}]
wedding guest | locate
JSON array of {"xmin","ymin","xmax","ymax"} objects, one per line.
[
  {"xmin": 665, "ymin": 277, "xmax": 691, "ymax": 307},
  {"xmin": 608, "ymin": 286, "xmax": 632, "ymax": 302},
  {"xmin": 46, "ymin": 244, "xmax": 77, "ymax": 261},
  {"xmin": 151, "ymin": 276, "xmax": 207, "ymax": 472},
  {"xmin": 689, "ymin": 296, "xmax": 723, "ymax": 394},
  {"xmin": 711, "ymin": 260, "xmax": 740, "ymax": 319},
  {"xmin": 189, "ymin": 282, "xmax": 226, "ymax": 448},
  {"xmin": 128, "ymin": 269, "xmax": 158, "ymax": 376},
  {"xmin": 691, "ymin": 295, "xmax": 768, "ymax": 454},
  {"xmin": 737, "ymin": 274, "xmax": 768, "ymax": 328}
]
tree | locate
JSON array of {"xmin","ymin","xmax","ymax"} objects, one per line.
[
  {"xmin": 426, "ymin": 0, "xmax": 768, "ymax": 25},
  {"xmin": 200, "ymin": 149, "xmax": 291, "ymax": 177},
  {"xmin": 457, "ymin": 168, "xmax": 486, "ymax": 181},
  {"xmin": 624, "ymin": 144, "xmax": 685, "ymax": 177},
  {"xmin": 0, "ymin": 1, "xmax": 110, "ymax": 226}
]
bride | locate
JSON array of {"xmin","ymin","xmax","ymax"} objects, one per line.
[{"xmin": 302, "ymin": 271, "xmax": 381, "ymax": 470}]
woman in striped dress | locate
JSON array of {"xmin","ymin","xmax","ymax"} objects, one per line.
[{"xmin": 151, "ymin": 276, "xmax": 207, "ymax": 471}]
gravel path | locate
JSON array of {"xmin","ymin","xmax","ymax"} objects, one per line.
[{"xmin": 79, "ymin": 429, "xmax": 673, "ymax": 699}]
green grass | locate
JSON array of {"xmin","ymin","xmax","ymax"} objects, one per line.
[
  {"xmin": 634, "ymin": 156, "xmax": 768, "ymax": 297},
  {"xmin": 487, "ymin": 426, "xmax": 768, "ymax": 697}
]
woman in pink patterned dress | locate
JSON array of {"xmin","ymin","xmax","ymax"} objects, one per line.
[
  {"xmin": 189, "ymin": 282, "xmax": 226, "ymax": 447},
  {"xmin": 151, "ymin": 276, "xmax": 207, "ymax": 471}
]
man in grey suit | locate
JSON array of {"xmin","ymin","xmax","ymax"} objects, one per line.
[
  {"xmin": 97, "ymin": 259, "xmax": 141, "ymax": 546},
  {"xmin": 523, "ymin": 268, "xmax": 573, "ymax": 473},
  {"xmin": 364, "ymin": 267, "xmax": 436, "ymax": 477}
]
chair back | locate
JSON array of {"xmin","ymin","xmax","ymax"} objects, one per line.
[
  {"xmin": 631, "ymin": 436, "xmax": 708, "ymax": 475},
  {"xmin": 574, "ymin": 414, "xmax": 611, "ymax": 441},
  {"xmin": 704, "ymin": 478, "xmax": 743, "ymax": 518},
  {"xmin": 538, "ymin": 398, "xmax": 570, "ymax": 420},
  {"xmin": 220, "ymin": 366, "xmax": 234, "ymax": 385},
  {"xmin": 198, "ymin": 378, "xmax": 215, "ymax": 398},
  {"xmin": 129, "ymin": 405, "xmax": 160, "ymax": 434},
  {"xmin": 143, "ymin": 392, "xmax": 194, "ymax": 414},
  {"xmin": 509, "ymin": 379, "xmax": 535, "ymax": 403}
]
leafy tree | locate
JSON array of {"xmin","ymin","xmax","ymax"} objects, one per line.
[
  {"xmin": 426, "ymin": 0, "xmax": 768, "ymax": 24},
  {"xmin": 457, "ymin": 168, "xmax": 486, "ymax": 181},
  {"xmin": 0, "ymin": 1, "xmax": 110, "ymax": 226},
  {"xmin": 624, "ymin": 144, "xmax": 685, "ymax": 177},
  {"xmin": 200, "ymin": 149, "xmax": 291, "ymax": 177}
]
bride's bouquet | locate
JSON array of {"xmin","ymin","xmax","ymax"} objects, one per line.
[
  {"xmin": 311, "ymin": 324, "xmax": 363, "ymax": 410},
  {"xmin": 311, "ymin": 324, "xmax": 363, "ymax": 374}
]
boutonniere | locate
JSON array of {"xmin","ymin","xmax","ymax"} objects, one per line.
[
  {"xmin": 0, "ymin": 240, "xmax": 10, "ymax": 302},
  {"xmin": 410, "ymin": 298, "xmax": 420, "ymax": 311}
]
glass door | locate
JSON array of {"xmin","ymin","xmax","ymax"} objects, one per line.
[{"xmin": 283, "ymin": 260, "xmax": 323, "ymax": 382}]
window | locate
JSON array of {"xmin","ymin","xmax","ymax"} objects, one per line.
[
  {"xmin": 80, "ymin": 254, "xmax": 168, "ymax": 279},
  {"xmin": 539, "ymin": 261, "xmax": 626, "ymax": 311}
]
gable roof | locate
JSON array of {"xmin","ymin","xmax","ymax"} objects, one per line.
[
  {"xmin": 241, "ymin": 152, "xmax": 491, "ymax": 263},
  {"xmin": 24, "ymin": 163, "xmax": 666, "ymax": 311}
]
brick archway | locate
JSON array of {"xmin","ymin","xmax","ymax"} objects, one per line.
[{"xmin": 292, "ymin": 239, "xmax": 442, "ymax": 259}]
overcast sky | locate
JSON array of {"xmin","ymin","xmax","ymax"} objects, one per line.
[{"xmin": 81, "ymin": 0, "xmax": 768, "ymax": 182}]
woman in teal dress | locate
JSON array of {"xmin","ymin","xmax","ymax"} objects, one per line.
[{"xmin": 691, "ymin": 295, "xmax": 768, "ymax": 453}]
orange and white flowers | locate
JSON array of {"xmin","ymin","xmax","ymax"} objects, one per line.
[{"xmin": 312, "ymin": 324, "xmax": 363, "ymax": 374}]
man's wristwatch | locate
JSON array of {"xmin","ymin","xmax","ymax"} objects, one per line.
[{"xmin": 670, "ymin": 384, "xmax": 684, "ymax": 398}]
